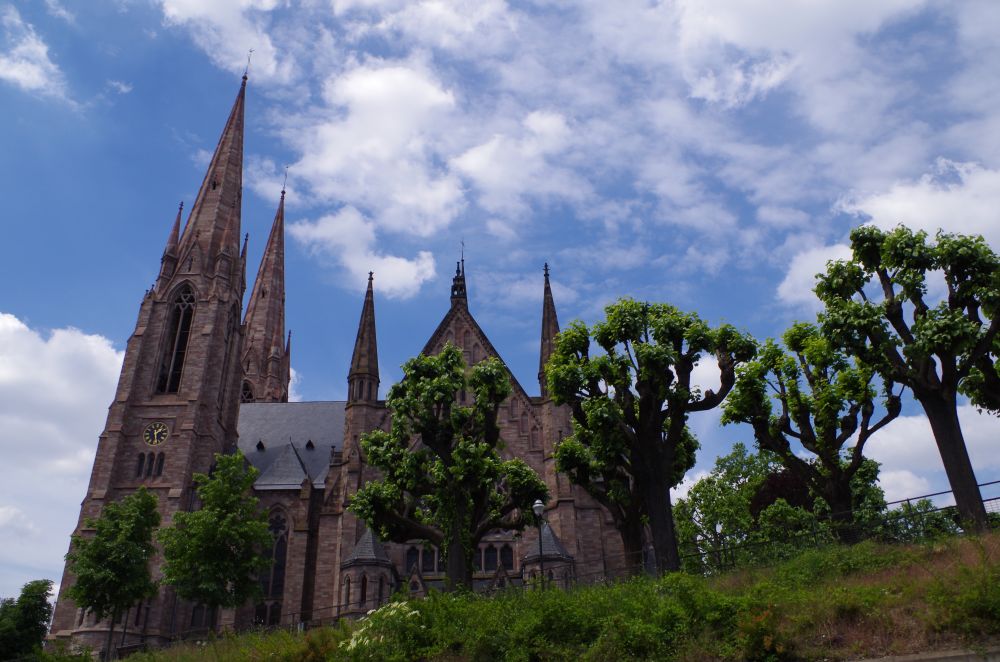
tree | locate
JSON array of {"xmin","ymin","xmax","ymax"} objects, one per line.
[
  {"xmin": 547, "ymin": 298, "xmax": 756, "ymax": 573},
  {"xmin": 64, "ymin": 488, "xmax": 159, "ymax": 660},
  {"xmin": 816, "ymin": 225, "xmax": 1000, "ymax": 528},
  {"xmin": 0, "ymin": 579, "xmax": 54, "ymax": 661},
  {"xmin": 722, "ymin": 322, "xmax": 900, "ymax": 542},
  {"xmin": 350, "ymin": 343, "xmax": 548, "ymax": 591},
  {"xmin": 159, "ymin": 452, "xmax": 271, "ymax": 624}
]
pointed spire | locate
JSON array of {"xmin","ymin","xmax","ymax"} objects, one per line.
[
  {"xmin": 158, "ymin": 202, "xmax": 184, "ymax": 285},
  {"xmin": 242, "ymin": 191, "xmax": 288, "ymax": 402},
  {"xmin": 177, "ymin": 76, "xmax": 247, "ymax": 265},
  {"xmin": 348, "ymin": 272, "xmax": 379, "ymax": 403},
  {"xmin": 539, "ymin": 262, "xmax": 560, "ymax": 397},
  {"xmin": 164, "ymin": 202, "xmax": 183, "ymax": 257},
  {"xmin": 450, "ymin": 258, "xmax": 467, "ymax": 307}
]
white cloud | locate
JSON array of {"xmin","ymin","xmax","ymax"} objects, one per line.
[
  {"xmin": 43, "ymin": 0, "xmax": 75, "ymax": 23},
  {"xmin": 288, "ymin": 63, "xmax": 464, "ymax": 237},
  {"xmin": 0, "ymin": 313, "xmax": 123, "ymax": 599},
  {"xmin": 0, "ymin": 5, "xmax": 70, "ymax": 101},
  {"xmin": 777, "ymin": 243, "xmax": 851, "ymax": 310},
  {"xmin": 289, "ymin": 206, "xmax": 436, "ymax": 299},
  {"xmin": 842, "ymin": 159, "xmax": 1000, "ymax": 247},
  {"xmin": 157, "ymin": 0, "xmax": 294, "ymax": 84},
  {"xmin": 288, "ymin": 367, "xmax": 302, "ymax": 402},
  {"xmin": 866, "ymin": 405, "xmax": 1000, "ymax": 495},
  {"xmin": 878, "ymin": 470, "xmax": 931, "ymax": 504},
  {"xmin": 671, "ymin": 469, "xmax": 710, "ymax": 502},
  {"xmin": 107, "ymin": 79, "xmax": 133, "ymax": 94}
]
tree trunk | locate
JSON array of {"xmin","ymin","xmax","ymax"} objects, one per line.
[
  {"xmin": 620, "ymin": 516, "xmax": 645, "ymax": 576},
  {"xmin": 826, "ymin": 486, "xmax": 859, "ymax": 545},
  {"xmin": 916, "ymin": 391, "xmax": 987, "ymax": 530},
  {"xmin": 445, "ymin": 536, "xmax": 471, "ymax": 591},
  {"xmin": 105, "ymin": 611, "xmax": 117, "ymax": 661},
  {"xmin": 643, "ymin": 475, "xmax": 680, "ymax": 574}
]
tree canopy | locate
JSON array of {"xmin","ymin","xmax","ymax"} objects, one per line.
[
  {"xmin": 351, "ymin": 343, "xmax": 548, "ymax": 590},
  {"xmin": 547, "ymin": 298, "xmax": 756, "ymax": 573},
  {"xmin": 722, "ymin": 322, "xmax": 899, "ymax": 542},
  {"xmin": 65, "ymin": 487, "xmax": 159, "ymax": 659},
  {"xmin": 0, "ymin": 579, "xmax": 54, "ymax": 661},
  {"xmin": 816, "ymin": 225, "xmax": 1000, "ymax": 527},
  {"xmin": 159, "ymin": 452, "xmax": 271, "ymax": 618}
]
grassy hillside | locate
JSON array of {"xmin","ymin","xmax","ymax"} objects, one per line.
[{"xmin": 110, "ymin": 533, "xmax": 1000, "ymax": 661}]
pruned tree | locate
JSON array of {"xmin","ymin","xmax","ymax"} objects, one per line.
[
  {"xmin": 159, "ymin": 452, "xmax": 271, "ymax": 626},
  {"xmin": 547, "ymin": 298, "xmax": 757, "ymax": 573},
  {"xmin": 816, "ymin": 225, "xmax": 1000, "ymax": 528},
  {"xmin": 722, "ymin": 322, "xmax": 899, "ymax": 542},
  {"xmin": 350, "ymin": 343, "xmax": 548, "ymax": 591},
  {"xmin": 64, "ymin": 488, "xmax": 159, "ymax": 660},
  {"xmin": 0, "ymin": 579, "xmax": 54, "ymax": 661}
]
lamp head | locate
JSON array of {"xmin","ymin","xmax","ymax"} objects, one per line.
[{"xmin": 532, "ymin": 499, "xmax": 545, "ymax": 518}]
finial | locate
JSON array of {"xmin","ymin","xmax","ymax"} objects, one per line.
[
  {"xmin": 243, "ymin": 49, "xmax": 254, "ymax": 80},
  {"xmin": 543, "ymin": 262, "xmax": 549, "ymax": 278},
  {"xmin": 461, "ymin": 238, "xmax": 465, "ymax": 262},
  {"xmin": 242, "ymin": 232, "xmax": 249, "ymax": 253},
  {"xmin": 178, "ymin": 200, "xmax": 184, "ymax": 213},
  {"xmin": 281, "ymin": 165, "xmax": 288, "ymax": 196},
  {"xmin": 368, "ymin": 270, "xmax": 374, "ymax": 282},
  {"xmin": 455, "ymin": 261, "xmax": 461, "ymax": 276}
]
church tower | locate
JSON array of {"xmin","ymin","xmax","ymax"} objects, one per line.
[
  {"xmin": 50, "ymin": 76, "xmax": 251, "ymax": 652},
  {"xmin": 242, "ymin": 188, "xmax": 290, "ymax": 403}
]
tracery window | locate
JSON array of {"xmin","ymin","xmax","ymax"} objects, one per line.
[
  {"xmin": 255, "ymin": 512, "xmax": 287, "ymax": 625},
  {"xmin": 156, "ymin": 287, "xmax": 195, "ymax": 393},
  {"xmin": 241, "ymin": 381, "xmax": 255, "ymax": 403}
]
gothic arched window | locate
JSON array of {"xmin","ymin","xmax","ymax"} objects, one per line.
[
  {"xmin": 406, "ymin": 546, "xmax": 419, "ymax": 572},
  {"xmin": 421, "ymin": 547, "xmax": 435, "ymax": 574},
  {"xmin": 241, "ymin": 381, "xmax": 255, "ymax": 403},
  {"xmin": 360, "ymin": 575, "xmax": 368, "ymax": 605},
  {"xmin": 156, "ymin": 286, "xmax": 195, "ymax": 393},
  {"xmin": 154, "ymin": 452, "xmax": 165, "ymax": 477},
  {"xmin": 136, "ymin": 453, "xmax": 145, "ymax": 478},
  {"xmin": 484, "ymin": 545, "xmax": 498, "ymax": 572},
  {"xmin": 343, "ymin": 577, "xmax": 351, "ymax": 607},
  {"xmin": 217, "ymin": 306, "xmax": 239, "ymax": 407},
  {"xmin": 145, "ymin": 452, "xmax": 154, "ymax": 478},
  {"xmin": 500, "ymin": 544, "xmax": 514, "ymax": 571},
  {"xmin": 520, "ymin": 411, "xmax": 529, "ymax": 435},
  {"xmin": 256, "ymin": 512, "xmax": 287, "ymax": 625}
]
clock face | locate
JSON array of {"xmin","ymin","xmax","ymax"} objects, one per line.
[{"xmin": 143, "ymin": 421, "xmax": 169, "ymax": 446}]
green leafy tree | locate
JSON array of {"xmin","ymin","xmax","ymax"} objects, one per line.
[
  {"xmin": 0, "ymin": 579, "xmax": 54, "ymax": 661},
  {"xmin": 816, "ymin": 225, "xmax": 1000, "ymax": 528},
  {"xmin": 350, "ymin": 343, "xmax": 548, "ymax": 590},
  {"xmin": 159, "ymin": 453, "xmax": 271, "ymax": 624},
  {"xmin": 673, "ymin": 444, "xmax": 779, "ymax": 558},
  {"xmin": 547, "ymin": 298, "xmax": 756, "ymax": 573},
  {"xmin": 64, "ymin": 488, "xmax": 159, "ymax": 659},
  {"xmin": 722, "ymin": 322, "xmax": 900, "ymax": 542}
]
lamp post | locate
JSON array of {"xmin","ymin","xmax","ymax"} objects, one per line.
[{"xmin": 532, "ymin": 499, "xmax": 545, "ymax": 589}]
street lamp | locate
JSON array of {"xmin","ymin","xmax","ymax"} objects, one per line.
[{"xmin": 532, "ymin": 499, "xmax": 545, "ymax": 589}]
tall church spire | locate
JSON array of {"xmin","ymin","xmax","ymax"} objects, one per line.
[
  {"xmin": 348, "ymin": 272, "xmax": 379, "ymax": 403},
  {"xmin": 242, "ymin": 189, "xmax": 288, "ymax": 403},
  {"xmin": 177, "ymin": 76, "xmax": 246, "ymax": 267},
  {"xmin": 538, "ymin": 263, "xmax": 560, "ymax": 397}
]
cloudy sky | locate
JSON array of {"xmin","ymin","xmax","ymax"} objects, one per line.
[{"xmin": 3, "ymin": 0, "xmax": 1000, "ymax": 599}]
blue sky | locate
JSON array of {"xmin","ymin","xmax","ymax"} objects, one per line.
[{"xmin": 2, "ymin": 0, "xmax": 1000, "ymax": 599}]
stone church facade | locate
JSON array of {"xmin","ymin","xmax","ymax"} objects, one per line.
[{"xmin": 49, "ymin": 77, "xmax": 628, "ymax": 653}]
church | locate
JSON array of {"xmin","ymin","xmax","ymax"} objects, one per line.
[{"xmin": 49, "ymin": 75, "xmax": 628, "ymax": 653}]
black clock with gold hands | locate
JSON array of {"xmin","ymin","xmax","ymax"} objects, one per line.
[{"xmin": 143, "ymin": 421, "xmax": 169, "ymax": 446}]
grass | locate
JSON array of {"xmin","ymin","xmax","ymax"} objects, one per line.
[{"xmin": 83, "ymin": 532, "xmax": 1000, "ymax": 662}]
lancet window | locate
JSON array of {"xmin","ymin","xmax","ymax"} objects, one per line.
[{"xmin": 156, "ymin": 286, "xmax": 195, "ymax": 393}]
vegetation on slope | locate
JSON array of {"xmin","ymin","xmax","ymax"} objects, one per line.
[{"xmin": 108, "ymin": 532, "xmax": 1000, "ymax": 662}]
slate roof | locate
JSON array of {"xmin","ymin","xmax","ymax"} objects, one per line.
[
  {"xmin": 342, "ymin": 528, "xmax": 393, "ymax": 568},
  {"xmin": 523, "ymin": 522, "xmax": 573, "ymax": 561},
  {"xmin": 237, "ymin": 401, "xmax": 346, "ymax": 488}
]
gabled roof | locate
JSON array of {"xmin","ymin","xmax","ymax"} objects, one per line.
[
  {"xmin": 237, "ymin": 401, "xmax": 345, "ymax": 487},
  {"xmin": 341, "ymin": 528, "xmax": 393, "ymax": 568},
  {"xmin": 254, "ymin": 442, "xmax": 308, "ymax": 490},
  {"xmin": 523, "ymin": 522, "xmax": 573, "ymax": 561},
  {"xmin": 420, "ymin": 302, "xmax": 534, "ymax": 403}
]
